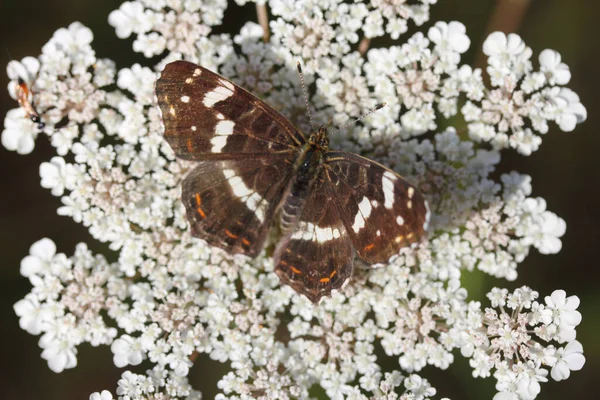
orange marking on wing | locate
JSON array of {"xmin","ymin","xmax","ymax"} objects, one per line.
[
  {"xmin": 330, "ymin": 270, "xmax": 337, "ymax": 279},
  {"xmin": 406, "ymin": 232, "xmax": 414, "ymax": 240},
  {"xmin": 225, "ymin": 229, "xmax": 238, "ymax": 239},
  {"xmin": 187, "ymin": 139, "xmax": 194, "ymax": 152},
  {"xmin": 290, "ymin": 266, "xmax": 302, "ymax": 274},
  {"xmin": 363, "ymin": 243, "xmax": 375, "ymax": 251},
  {"xmin": 319, "ymin": 277, "xmax": 330, "ymax": 283},
  {"xmin": 394, "ymin": 235, "xmax": 404, "ymax": 243},
  {"xmin": 195, "ymin": 194, "xmax": 207, "ymax": 218},
  {"xmin": 242, "ymin": 238, "xmax": 250, "ymax": 246}
]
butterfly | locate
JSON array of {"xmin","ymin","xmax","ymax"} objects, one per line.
[{"xmin": 156, "ymin": 61, "xmax": 429, "ymax": 303}]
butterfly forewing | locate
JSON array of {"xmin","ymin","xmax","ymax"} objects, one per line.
[
  {"xmin": 156, "ymin": 61, "xmax": 305, "ymax": 160},
  {"xmin": 182, "ymin": 155, "xmax": 294, "ymax": 257},
  {"xmin": 325, "ymin": 152, "xmax": 430, "ymax": 264},
  {"xmin": 274, "ymin": 176, "xmax": 355, "ymax": 303}
]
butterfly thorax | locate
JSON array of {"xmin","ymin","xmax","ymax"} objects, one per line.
[{"xmin": 279, "ymin": 126, "xmax": 329, "ymax": 232}]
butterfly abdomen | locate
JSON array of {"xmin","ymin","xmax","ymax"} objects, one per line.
[{"xmin": 279, "ymin": 147, "xmax": 323, "ymax": 232}]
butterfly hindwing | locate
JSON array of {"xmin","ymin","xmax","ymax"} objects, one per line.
[
  {"xmin": 324, "ymin": 152, "xmax": 430, "ymax": 264},
  {"xmin": 182, "ymin": 155, "xmax": 293, "ymax": 257},
  {"xmin": 274, "ymin": 176, "xmax": 355, "ymax": 303},
  {"xmin": 156, "ymin": 61, "xmax": 305, "ymax": 160}
]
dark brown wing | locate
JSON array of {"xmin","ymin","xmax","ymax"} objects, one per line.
[
  {"xmin": 182, "ymin": 155, "xmax": 293, "ymax": 257},
  {"xmin": 274, "ymin": 176, "xmax": 355, "ymax": 303},
  {"xmin": 324, "ymin": 152, "xmax": 429, "ymax": 264},
  {"xmin": 156, "ymin": 61, "xmax": 305, "ymax": 160}
]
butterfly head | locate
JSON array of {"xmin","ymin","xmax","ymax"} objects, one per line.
[{"xmin": 308, "ymin": 125, "xmax": 329, "ymax": 150}]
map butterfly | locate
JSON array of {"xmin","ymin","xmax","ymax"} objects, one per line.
[{"xmin": 156, "ymin": 61, "xmax": 430, "ymax": 303}]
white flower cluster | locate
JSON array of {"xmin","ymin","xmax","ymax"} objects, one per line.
[
  {"xmin": 109, "ymin": 0, "xmax": 228, "ymax": 60},
  {"xmin": 4, "ymin": 1, "xmax": 587, "ymax": 399},
  {"xmin": 458, "ymin": 288, "xmax": 585, "ymax": 400},
  {"xmin": 464, "ymin": 32, "xmax": 587, "ymax": 155}
]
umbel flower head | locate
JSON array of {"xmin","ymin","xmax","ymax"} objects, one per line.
[{"xmin": 4, "ymin": 1, "xmax": 586, "ymax": 399}]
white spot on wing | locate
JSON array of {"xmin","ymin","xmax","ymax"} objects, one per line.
[
  {"xmin": 210, "ymin": 136, "xmax": 228, "ymax": 152},
  {"xmin": 215, "ymin": 120, "xmax": 235, "ymax": 135},
  {"xmin": 352, "ymin": 196, "xmax": 373, "ymax": 234},
  {"xmin": 191, "ymin": 126, "xmax": 197, "ymax": 131},
  {"xmin": 396, "ymin": 216, "xmax": 404, "ymax": 225},
  {"xmin": 291, "ymin": 222, "xmax": 342, "ymax": 243},
  {"xmin": 408, "ymin": 187, "xmax": 414, "ymax": 199},
  {"xmin": 181, "ymin": 95, "xmax": 190, "ymax": 103},
  {"xmin": 193, "ymin": 68, "xmax": 201, "ymax": 76},
  {"xmin": 219, "ymin": 78, "xmax": 234, "ymax": 90},
  {"xmin": 223, "ymin": 169, "xmax": 268, "ymax": 223},
  {"xmin": 203, "ymin": 85, "xmax": 234, "ymax": 107},
  {"xmin": 185, "ymin": 77, "xmax": 193, "ymax": 84},
  {"xmin": 358, "ymin": 197, "xmax": 372, "ymax": 219},
  {"xmin": 382, "ymin": 171, "xmax": 396, "ymax": 210},
  {"xmin": 352, "ymin": 212, "xmax": 365, "ymax": 233}
]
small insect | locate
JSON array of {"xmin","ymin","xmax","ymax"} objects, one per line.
[{"xmin": 15, "ymin": 78, "xmax": 44, "ymax": 130}]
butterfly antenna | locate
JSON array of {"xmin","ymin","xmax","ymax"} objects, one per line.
[
  {"xmin": 296, "ymin": 62, "xmax": 315, "ymax": 131},
  {"xmin": 332, "ymin": 102, "xmax": 387, "ymax": 134}
]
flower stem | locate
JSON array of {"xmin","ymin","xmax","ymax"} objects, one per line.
[
  {"xmin": 256, "ymin": 3, "xmax": 270, "ymax": 42},
  {"xmin": 358, "ymin": 37, "xmax": 371, "ymax": 55}
]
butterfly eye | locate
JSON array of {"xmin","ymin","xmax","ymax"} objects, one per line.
[{"xmin": 318, "ymin": 137, "xmax": 328, "ymax": 147}]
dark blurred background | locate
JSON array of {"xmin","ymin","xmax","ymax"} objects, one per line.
[{"xmin": 0, "ymin": 1, "xmax": 597, "ymax": 399}]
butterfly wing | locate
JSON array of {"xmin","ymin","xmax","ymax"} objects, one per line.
[
  {"xmin": 156, "ymin": 61, "xmax": 305, "ymax": 256},
  {"xmin": 156, "ymin": 61, "xmax": 305, "ymax": 160},
  {"xmin": 274, "ymin": 175, "xmax": 355, "ymax": 303},
  {"xmin": 324, "ymin": 152, "xmax": 430, "ymax": 264},
  {"xmin": 182, "ymin": 155, "xmax": 294, "ymax": 257}
]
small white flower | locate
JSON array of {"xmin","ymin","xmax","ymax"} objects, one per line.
[
  {"xmin": 20, "ymin": 238, "xmax": 57, "ymax": 277},
  {"xmin": 133, "ymin": 32, "xmax": 167, "ymax": 58},
  {"xmin": 2, "ymin": 108, "xmax": 39, "ymax": 154},
  {"xmin": 6, "ymin": 56, "xmax": 40, "ymax": 100},
  {"xmin": 553, "ymin": 88, "xmax": 587, "ymax": 132},
  {"xmin": 13, "ymin": 294, "xmax": 54, "ymax": 335},
  {"xmin": 551, "ymin": 340, "xmax": 585, "ymax": 381},
  {"xmin": 39, "ymin": 157, "xmax": 69, "ymax": 196},
  {"xmin": 39, "ymin": 335, "xmax": 78, "ymax": 373},
  {"xmin": 539, "ymin": 49, "xmax": 571, "ymax": 85},
  {"xmin": 544, "ymin": 290, "xmax": 582, "ymax": 333},
  {"xmin": 117, "ymin": 64, "xmax": 157, "ymax": 105},
  {"xmin": 483, "ymin": 31, "xmax": 527, "ymax": 60},
  {"xmin": 428, "ymin": 21, "xmax": 470, "ymax": 55},
  {"xmin": 89, "ymin": 390, "xmax": 114, "ymax": 400},
  {"xmin": 509, "ymin": 129, "xmax": 541, "ymax": 156},
  {"xmin": 111, "ymin": 335, "xmax": 145, "ymax": 367},
  {"xmin": 108, "ymin": 1, "xmax": 154, "ymax": 39}
]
